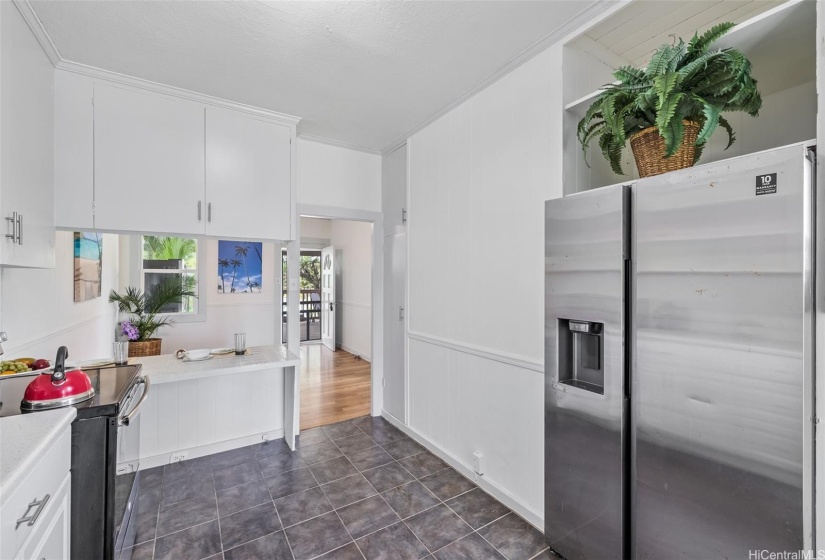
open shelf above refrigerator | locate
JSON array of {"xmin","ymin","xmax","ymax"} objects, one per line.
[{"xmin": 561, "ymin": 0, "xmax": 817, "ymax": 195}]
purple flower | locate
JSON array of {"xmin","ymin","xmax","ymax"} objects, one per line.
[{"xmin": 121, "ymin": 320, "xmax": 139, "ymax": 341}]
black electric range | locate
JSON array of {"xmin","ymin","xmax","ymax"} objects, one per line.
[{"xmin": 0, "ymin": 364, "xmax": 147, "ymax": 559}]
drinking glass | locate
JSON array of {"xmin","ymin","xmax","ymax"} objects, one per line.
[
  {"xmin": 113, "ymin": 341, "xmax": 129, "ymax": 365},
  {"xmin": 234, "ymin": 333, "xmax": 247, "ymax": 356}
]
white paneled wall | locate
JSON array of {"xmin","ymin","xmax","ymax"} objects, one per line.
[
  {"xmin": 408, "ymin": 339, "xmax": 545, "ymax": 516},
  {"xmin": 403, "ymin": 44, "xmax": 564, "ymax": 526},
  {"xmin": 330, "ymin": 219, "xmax": 372, "ymax": 360},
  {"xmin": 409, "ymin": 46, "xmax": 558, "ymax": 362},
  {"xmin": 135, "ymin": 368, "xmax": 284, "ymax": 468}
]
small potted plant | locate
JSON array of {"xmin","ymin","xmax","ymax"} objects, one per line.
[
  {"xmin": 578, "ymin": 22, "xmax": 762, "ymax": 178},
  {"xmin": 109, "ymin": 279, "xmax": 196, "ymax": 357}
]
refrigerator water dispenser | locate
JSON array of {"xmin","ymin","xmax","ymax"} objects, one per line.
[{"xmin": 557, "ymin": 319, "xmax": 604, "ymax": 394}]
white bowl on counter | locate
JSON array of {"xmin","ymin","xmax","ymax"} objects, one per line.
[{"xmin": 184, "ymin": 349, "xmax": 211, "ymax": 361}]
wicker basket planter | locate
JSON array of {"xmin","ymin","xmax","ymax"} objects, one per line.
[
  {"xmin": 129, "ymin": 338, "xmax": 162, "ymax": 357},
  {"xmin": 629, "ymin": 120, "xmax": 700, "ymax": 178}
]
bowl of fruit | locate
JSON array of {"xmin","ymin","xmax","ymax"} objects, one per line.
[{"xmin": 0, "ymin": 358, "xmax": 52, "ymax": 377}]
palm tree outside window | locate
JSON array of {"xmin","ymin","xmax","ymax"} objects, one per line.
[{"xmin": 142, "ymin": 236, "xmax": 199, "ymax": 314}]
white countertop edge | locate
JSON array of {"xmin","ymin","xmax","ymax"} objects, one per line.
[
  {"xmin": 0, "ymin": 407, "xmax": 76, "ymax": 502},
  {"xmin": 145, "ymin": 357, "xmax": 301, "ymax": 384},
  {"xmin": 133, "ymin": 345, "xmax": 301, "ymax": 385}
]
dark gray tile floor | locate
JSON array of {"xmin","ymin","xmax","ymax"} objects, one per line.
[{"xmin": 122, "ymin": 415, "xmax": 554, "ymax": 560}]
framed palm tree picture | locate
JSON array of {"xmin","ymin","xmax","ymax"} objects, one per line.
[
  {"xmin": 218, "ymin": 240, "xmax": 263, "ymax": 293},
  {"xmin": 74, "ymin": 232, "xmax": 103, "ymax": 302}
]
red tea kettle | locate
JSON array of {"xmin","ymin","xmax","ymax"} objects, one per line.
[{"xmin": 21, "ymin": 346, "xmax": 95, "ymax": 411}]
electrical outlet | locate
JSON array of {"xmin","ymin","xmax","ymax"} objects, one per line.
[
  {"xmin": 170, "ymin": 453, "xmax": 187, "ymax": 464},
  {"xmin": 472, "ymin": 451, "xmax": 484, "ymax": 475}
]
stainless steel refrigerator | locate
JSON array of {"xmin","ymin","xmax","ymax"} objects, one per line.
[{"xmin": 544, "ymin": 143, "xmax": 815, "ymax": 559}]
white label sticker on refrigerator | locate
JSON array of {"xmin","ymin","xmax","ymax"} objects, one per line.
[{"xmin": 756, "ymin": 173, "xmax": 777, "ymax": 195}]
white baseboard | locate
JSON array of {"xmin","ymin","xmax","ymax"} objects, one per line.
[
  {"xmin": 132, "ymin": 428, "xmax": 285, "ymax": 470},
  {"xmin": 336, "ymin": 343, "xmax": 371, "ymax": 363},
  {"xmin": 381, "ymin": 410, "xmax": 543, "ymax": 531}
]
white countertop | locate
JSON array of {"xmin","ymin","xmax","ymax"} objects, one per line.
[
  {"xmin": 131, "ymin": 345, "xmax": 301, "ymax": 385},
  {"xmin": 0, "ymin": 407, "xmax": 76, "ymax": 502}
]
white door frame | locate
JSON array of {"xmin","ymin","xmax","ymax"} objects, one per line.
[{"xmin": 295, "ymin": 204, "xmax": 384, "ymax": 421}]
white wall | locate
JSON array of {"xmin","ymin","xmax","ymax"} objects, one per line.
[
  {"xmin": 1, "ymin": 231, "xmax": 120, "ymax": 361},
  {"xmin": 300, "ymin": 216, "xmax": 331, "ymax": 251},
  {"xmin": 330, "ymin": 220, "xmax": 372, "ymax": 361},
  {"xmin": 403, "ymin": 44, "xmax": 563, "ymax": 527},
  {"xmin": 815, "ymin": 0, "xmax": 825, "ymax": 547},
  {"xmin": 297, "ymin": 139, "xmax": 381, "ymax": 213},
  {"xmin": 119, "ymin": 237, "xmax": 280, "ymax": 352},
  {"xmin": 300, "ymin": 217, "xmax": 331, "ymax": 240}
]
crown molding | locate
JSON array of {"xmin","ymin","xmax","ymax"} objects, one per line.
[
  {"xmin": 380, "ymin": 0, "xmax": 622, "ymax": 156},
  {"xmin": 297, "ymin": 134, "xmax": 381, "ymax": 155},
  {"xmin": 13, "ymin": 0, "xmax": 62, "ymax": 66},
  {"xmin": 56, "ymin": 59, "xmax": 301, "ymax": 125}
]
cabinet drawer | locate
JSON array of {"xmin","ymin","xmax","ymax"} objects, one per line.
[
  {"xmin": 16, "ymin": 472, "xmax": 70, "ymax": 560},
  {"xmin": 0, "ymin": 429, "xmax": 70, "ymax": 559}
]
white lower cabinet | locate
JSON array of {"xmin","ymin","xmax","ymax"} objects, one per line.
[
  {"xmin": 0, "ymin": 429, "xmax": 71, "ymax": 560},
  {"xmin": 16, "ymin": 474, "xmax": 70, "ymax": 560}
]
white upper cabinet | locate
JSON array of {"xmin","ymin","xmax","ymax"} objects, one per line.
[
  {"xmin": 93, "ymin": 83, "xmax": 205, "ymax": 235},
  {"xmin": 382, "ymin": 144, "xmax": 407, "ymax": 236},
  {"xmin": 205, "ymin": 107, "xmax": 292, "ymax": 240},
  {"xmin": 53, "ymin": 74, "xmax": 297, "ymax": 240},
  {"xmin": 0, "ymin": 1, "xmax": 55, "ymax": 268},
  {"xmin": 54, "ymin": 71, "xmax": 93, "ymax": 231}
]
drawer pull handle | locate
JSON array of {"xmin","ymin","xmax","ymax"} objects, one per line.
[{"xmin": 15, "ymin": 494, "xmax": 50, "ymax": 529}]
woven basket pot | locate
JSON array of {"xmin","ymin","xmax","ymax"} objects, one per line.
[
  {"xmin": 129, "ymin": 338, "xmax": 162, "ymax": 357},
  {"xmin": 629, "ymin": 120, "xmax": 700, "ymax": 178}
]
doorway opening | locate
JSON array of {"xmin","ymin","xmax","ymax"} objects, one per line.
[
  {"xmin": 281, "ymin": 250, "xmax": 323, "ymax": 343},
  {"xmin": 294, "ymin": 215, "xmax": 374, "ymax": 430}
]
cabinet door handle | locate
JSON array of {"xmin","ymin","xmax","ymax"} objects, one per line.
[
  {"xmin": 208, "ymin": 203, "xmax": 212, "ymax": 223},
  {"xmin": 399, "ymin": 306, "xmax": 405, "ymax": 321},
  {"xmin": 5, "ymin": 212, "xmax": 17, "ymax": 244},
  {"xmin": 401, "ymin": 208, "xmax": 407, "ymax": 224},
  {"xmin": 197, "ymin": 201, "xmax": 202, "ymax": 221},
  {"xmin": 15, "ymin": 494, "xmax": 50, "ymax": 529},
  {"xmin": 16, "ymin": 213, "xmax": 22, "ymax": 245}
]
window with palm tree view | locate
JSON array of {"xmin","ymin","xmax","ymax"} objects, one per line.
[{"xmin": 142, "ymin": 236, "xmax": 198, "ymax": 314}]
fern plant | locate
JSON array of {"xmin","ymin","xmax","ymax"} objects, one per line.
[
  {"xmin": 109, "ymin": 278, "xmax": 196, "ymax": 341},
  {"xmin": 578, "ymin": 23, "xmax": 762, "ymax": 175}
]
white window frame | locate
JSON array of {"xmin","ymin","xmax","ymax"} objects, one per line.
[{"xmin": 130, "ymin": 235, "xmax": 207, "ymax": 323}]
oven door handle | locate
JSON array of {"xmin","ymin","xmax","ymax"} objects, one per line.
[{"xmin": 119, "ymin": 376, "xmax": 150, "ymax": 427}]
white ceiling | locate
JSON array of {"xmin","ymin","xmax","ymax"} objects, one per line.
[{"xmin": 28, "ymin": 0, "xmax": 596, "ymax": 152}]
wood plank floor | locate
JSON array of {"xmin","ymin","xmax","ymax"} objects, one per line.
[{"xmin": 299, "ymin": 344, "xmax": 371, "ymax": 430}]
